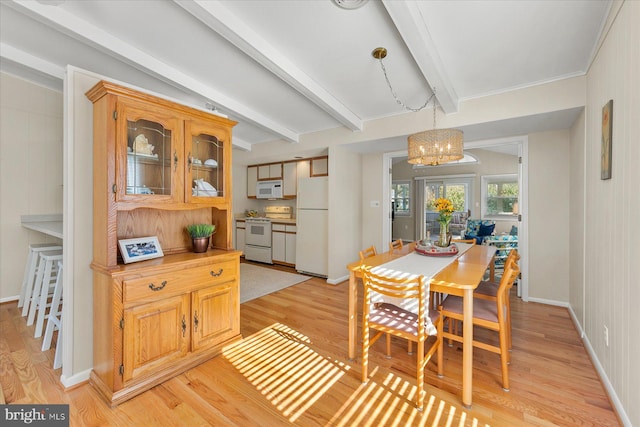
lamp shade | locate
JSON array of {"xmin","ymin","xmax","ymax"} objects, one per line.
[{"xmin": 407, "ymin": 128, "xmax": 464, "ymax": 165}]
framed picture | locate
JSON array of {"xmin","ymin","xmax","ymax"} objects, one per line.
[
  {"xmin": 118, "ymin": 236, "xmax": 164, "ymax": 264},
  {"xmin": 601, "ymin": 99, "xmax": 613, "ymax": 180}
]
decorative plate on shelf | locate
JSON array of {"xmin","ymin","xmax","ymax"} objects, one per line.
[{"xmin": 414, "ymin": 240, "xmax": 459, "ymax": 257}]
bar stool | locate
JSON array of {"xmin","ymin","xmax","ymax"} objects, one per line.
[
  {"xmin": 42, "ymin": 260, "xmax": 63, "ymax": 369},
  {"xmin": 19, "ymin": 244, "xmax": 63, "ymax": 317},
  {"xmin": 27, "ymin": 250, "xmax": 63, "ymax": 338}
]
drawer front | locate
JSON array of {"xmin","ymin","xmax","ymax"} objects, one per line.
[
  {"xmin": 123, "ymin": 260, "xmax": 237, "ymax": 303},
  {"xmin": 272, "ymin": 223, "xmax": 286, "ymax": 232}
]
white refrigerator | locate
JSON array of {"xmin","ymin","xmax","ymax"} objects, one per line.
[{"xmin": 296, "ymin": 176, "xmax": 328, "ymax": 277}]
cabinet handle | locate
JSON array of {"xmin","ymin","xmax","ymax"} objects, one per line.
[
  {"xmin": 148, "ymin": 280, "xmax": 167, "ymax": 291},
  {"xmin": 210, "ymin": 269, "xmax": 223, "ymax": 277},
  {"xmin": 181, "ymin": 315, "xmax": 186, "ymax": 337},
  {"xmin": 187, "ymin": 152, "xmax": 192, "ymax": 171},
  {"xmin": 193, "ymin": 311, "xmax": 199, "ymax": 332},
  {"xmin": 174, "ymin": 150, "xmax": 178, "ymax": 171}
]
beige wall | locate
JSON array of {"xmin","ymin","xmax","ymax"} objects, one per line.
[
  {"xmin": 578, "ymin": 1, "xmax": 639, "ymax": 425},
  {"xmin": 0, "ymin": 73, "xmax": 63, "ymax": 301},
  {"xmin": 569, "ymin": 110, "xmax": 586, "ymax": 327},
  {"xmin": 528, "ymin": 129, "xmax": 571, "ymax": 302}
]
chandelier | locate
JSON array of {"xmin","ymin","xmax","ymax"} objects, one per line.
[{"xmin": 372, "ymin": 47, "xmax": 464, "ymax": 165}]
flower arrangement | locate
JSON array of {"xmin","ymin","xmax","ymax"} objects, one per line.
[
  {"xmin": 186, "ymin": 223, "xmax": 216, "ymax": 238},
  {"xmin": 434, "ymin": 198, "xmax": 454, "ymax": 247},
  {"xmin": 434, "ymin": 198, "xmax": 454, "ymax": 226}
]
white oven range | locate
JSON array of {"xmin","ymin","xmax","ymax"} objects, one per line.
[{"xmin": 244, "ymin": 218, "xmax": 273, "ymax": 263}]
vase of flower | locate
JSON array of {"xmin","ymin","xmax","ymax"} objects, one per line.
[
  {"xmin": 438, "ymin": 221, "xmax": 452, "ymax": 247},
  {"xmin": 434, "ymin": 197, "xmax": 454, "ymax": 247}
]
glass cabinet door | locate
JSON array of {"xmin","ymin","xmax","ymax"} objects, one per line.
[
  {"xmin": 186, "ymin": 121, "xmax": 227, "ymax": 202},
  {"xmin": 118, "ymin": 103, "xmax": 181, "ymax": 202}
]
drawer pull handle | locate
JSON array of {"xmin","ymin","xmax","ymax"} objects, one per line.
[
  {"xmin": 181, "ymin": 315, "xmax": 186, "ymax": 337},
  {"xmin": 149, "ymin": 280, "xmax": 167, "ymax": 291},
  {"xmin": 193, "ymin": 311, "xmax": 199, "ymax": 332},
  {"xmin": 210, "ymin": 269, "xmax": 223, "ymax": 277}
]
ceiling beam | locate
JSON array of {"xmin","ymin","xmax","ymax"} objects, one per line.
[
  {"xmin": 382, "ymin": 0, "xmax": 459, "ymax": 113},
  {"xmin": 0, "ymin": 43, "xmax": 65, "ymax": 79},
  {"xmin": 5, "ymin": 0, "xmax": 299, "ymax": 143},
  {"xmin": 174, "ymin": 0, "xmax": 363, "ymax": 132}
]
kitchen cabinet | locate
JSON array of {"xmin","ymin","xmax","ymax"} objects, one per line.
[
  {"xmin": 86, "ymin": 81, "xmax": 241, "ymax": 406},
  {"xmin": 272, "ymin": 223, "xmax": 296, "ymax": 266},
  {"xmin": 247, "ymin": 166, "xmax": 257, "ymax": 197},
  {"xmin": 310, "ymin": 156, "xmax": 328, "ymax": 176},
  {"xmin": 235, "ymin": 220, "xmax": 246, "ymax": 254},
  {"xmin": 247, "ymin": 157, "xmax": 319, "ymax": 199},
  {"xmin": 258, "ymin": 163, "xmax": 282, "ymax": 180},
  {"xmin": 282, "ymin": 161, "xmax": 297, "ymax": 198}
]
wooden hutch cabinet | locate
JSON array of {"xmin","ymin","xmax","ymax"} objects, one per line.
[{"xmin": 86, "ymin": 81, "xmax": 242, "ymax": 406}]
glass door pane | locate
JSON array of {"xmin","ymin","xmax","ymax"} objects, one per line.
[
  {"xmin": 191, "ymin": 133, "xmax": 223, "ymax": 198},
  {"xmin": 126, "ymin": 118, "xmax": 172, "ymax": 196}
]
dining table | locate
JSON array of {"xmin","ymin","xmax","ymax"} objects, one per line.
[{"xmin": 346, "ymin": 241, "xmax": 497, "ymax": 408}]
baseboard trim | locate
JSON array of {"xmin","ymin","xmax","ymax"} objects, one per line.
[
  {"xmin": 567, "ymin": 305, "xmax": 631, "ymax": 426},
  {"xmin": 60, "ymin": 368, "xmax": 91, "ymax": 389},
  {"xmin": 526, "ymin": 296, "xmax": 569, "ymax": 307},
  {"xmin": 326, "ymin": 274, "xmax": 349, "ymax": 285}
]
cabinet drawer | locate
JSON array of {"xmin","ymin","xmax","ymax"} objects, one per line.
[{"xmin": 123, "ymin": 260, "xmax": 237, "ymax": 303}]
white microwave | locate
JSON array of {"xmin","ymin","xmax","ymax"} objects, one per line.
[{"xmin": 256, "ymin": 180, "xmax": 283, "ymax": 199}]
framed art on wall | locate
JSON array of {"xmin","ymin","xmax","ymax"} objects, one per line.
[
  {"xmin": 601, "ymin": 99, "xmax": 613, "ymax": 180},
  {"xmin": 118, "ymin": 236, "xmax": 164, "ymax": 263}
]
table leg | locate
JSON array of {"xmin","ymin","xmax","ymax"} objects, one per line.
[
  {"xmin": 462, "ymin": 288, "xmax": 474, "ymax": 408},
  {"xmin": 348, "ymin": 271, "xmax": 357, "ymax": 360},
  {"xmin": 490, "ymin": 257, "xmax": 495, "ymax": 282}
]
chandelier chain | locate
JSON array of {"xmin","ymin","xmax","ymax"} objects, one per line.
[{"xmin": 378, "ymin": 58, "xmax": 435, "ymax": 112}]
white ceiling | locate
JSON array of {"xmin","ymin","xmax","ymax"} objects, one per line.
[{"xmin": 0, "ymin": 0, "xmax": 610, "ymax": 153}]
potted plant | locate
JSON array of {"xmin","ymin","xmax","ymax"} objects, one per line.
[{"xmin": 186, "ymin": 223, "xmax": 216, "ymax": 253}]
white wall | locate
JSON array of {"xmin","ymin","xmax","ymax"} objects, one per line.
[
  {"xmin": 577, "ymin": 2, "xmax": 639, "ymax": 425},
  {"xmin": 0, "ymin": 73, "xmax": 63, "ymax": 301}
]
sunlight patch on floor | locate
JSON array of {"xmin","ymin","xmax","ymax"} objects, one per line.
[
  {"xmin": 223, "ymin": 323, "xmax": 489, "ymax": 426},
  {"xmin": 223, "ymin": 323, "xmax": 348, "ymax": 422}
]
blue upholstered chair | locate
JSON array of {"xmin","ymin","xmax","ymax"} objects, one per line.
[{"xmin": 464, "ymin": 219, "xmax": 496, "ymax": 244}]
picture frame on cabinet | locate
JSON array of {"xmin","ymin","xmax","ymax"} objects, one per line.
[{"xmin": 118, "ymin": 236, "xmax": 164, "ymax": 264}]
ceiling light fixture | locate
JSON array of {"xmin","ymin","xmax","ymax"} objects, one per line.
[
  {"xmin": 372, "ymin": 47, "xmax": 463, "ymax": 166},
  {"xmin": 332, "ymin": 0, "xmax": 369, "ymax": 10}
]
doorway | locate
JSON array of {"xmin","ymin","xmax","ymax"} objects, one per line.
[{"xmin": 385, "ymin": 135, "xmax": 529, "ymax": 300}]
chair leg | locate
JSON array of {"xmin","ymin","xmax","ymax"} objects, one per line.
[
  {"xmin": 437, "ymin": 318, "xmax": 444, "ymax": 378},
  {"xmin": 499, "ymin": 323, "xmax": 510, "ymax": 391},
  {"xmin": 385, "ymin": 334, "xmax": 391, "ymax": 358},
  {"xmin": 416, "ymin": 339, "xmax": 425, "ymax": 411}
]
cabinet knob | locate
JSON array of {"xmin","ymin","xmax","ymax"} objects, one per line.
[
  {"xmin": 148, "ymin": 280, "xmax": 167, "ymax": 291},
  {"xmin": 188, "ymin": 152, "xmax": 192, "ymax": 171},
  {"xmin": 181, "ymin": 315, "xmax": 186, "ymax": 337},
  {"xmin": 174, "ymin": 150, "xmax": 178, "ymax": 171},
  {"xmin": 193, "ymin": 311, "xmax": 199, "ymax": 332},
  {"xmin": 210, "ymin": 269, "xmax": 223, "ymax": 277}
]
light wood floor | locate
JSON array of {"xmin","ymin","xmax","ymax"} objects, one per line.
[{"xmin": 1, "ymin": 264, "xmax": 621, "ymax": 426}]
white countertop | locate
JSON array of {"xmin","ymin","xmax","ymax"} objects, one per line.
[
  {"xmin": 235, "ymin": 215, "xmax": 296, "ymax": 225},
  {"xmin": 21, "ymin": 214, "xmax": 63, "ymax": 239}
]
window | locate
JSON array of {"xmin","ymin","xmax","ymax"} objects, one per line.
[
  {"xmin": 423, "ymin": 177, "xmax": 472, "ymax": 234},
  {"xmin": 391, "ymin": 181, "xmax": 411, "ymax": 217},
  {"xmin": 481, "ymin": 174, "xmax": 519, "ymax": 219}
]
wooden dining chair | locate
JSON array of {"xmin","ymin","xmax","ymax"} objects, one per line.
[
  {"xmin": 359, "ymin": 245, "xmax": 377, "ymax": 260},
  {"xmin": 439, "ymin": 260, "xmax": 520, "ymax": 391},
  {"xmin": 388, "ymin": 239, "xmax": 403, "ymax": 252},
  {"xmin": 361, "ymin": 267, "xmax": 443, "ymax": 410},
  {"xmin": 474, "ymin": 249, "xmax": 520, "ymax": 350}
]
